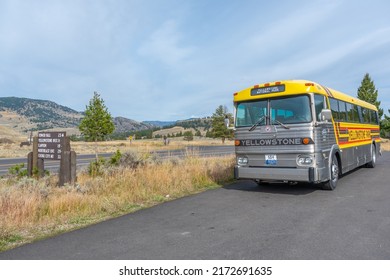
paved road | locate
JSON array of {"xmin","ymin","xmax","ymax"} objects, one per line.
[
  {"xmin": 0, "ymin": 145, "xmax": 234, "ymax": 176},
  {"xmin": 1, "ymin": 152, "xmax": 389, "ymax": 260}
]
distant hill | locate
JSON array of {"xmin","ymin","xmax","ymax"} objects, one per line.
[
  {"xmin": 143, "ymin": 120, "xmax": 176, "ymax": 127},
  {"xmin": 151, "ymin": 117, "xmax": 212, "ymax": 138},
  {"xmin": 0, "ymin": 97, "xmax": 83, "ymax": 133},
  {"xmin": 113, "ymin": 117, "xmax": 154, "ymax": 133},
  {"xmin": 144, "ymin": 117, "xmax": 212, "ymax": 129},
  {"xmin": 176, "ymin": 117, "xmax": 212, "ymax": 130},
  {"xmin": 0, "ymin": 97, "xmax": 214, "ymax": 139},
  {"xmin": 0, "ymin": 97, "xmax": 154, "ymax": 135}
]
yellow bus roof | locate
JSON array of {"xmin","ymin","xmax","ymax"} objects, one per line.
[{"xmin": 233, "ymin": 80, "xmax": 378, "ymax": 111}]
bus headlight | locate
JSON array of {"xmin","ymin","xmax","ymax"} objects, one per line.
[
  {"xmin": 297, "ymin": 155, "xmax": 313, "ymax": 165},
  {"xmin": 237, "ymin": 156, "xmax": 249, "ymax": 166}
]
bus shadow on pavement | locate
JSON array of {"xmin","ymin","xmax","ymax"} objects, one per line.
[
  {"xmin": 224, "ymin": 164, "xmax": 369, "ymax": 195},
  {"xmin": 223, "ymin": 179, "xmax": 322, "ymax": 195}
]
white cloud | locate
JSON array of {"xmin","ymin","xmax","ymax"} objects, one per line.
[
  {"xmin": 138, "ymin": 19, "xmax": 194, "ymax": 67},
  {"xmin": 246, "ymin": 1, "xmax": 339, "ymax": 55}
]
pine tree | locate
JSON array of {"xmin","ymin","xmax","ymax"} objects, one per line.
[
  {"xmin": 79, "ymin": 92, "xmax": 115, "ymax": 160},
  {"xmin": 211, "ymin": 105, "xmax": 233, "ymax": 143},
  {"xmin": 183, "ymin": 131, "xmax": 194, "ymax": 141},
  {"xmin": 357, "ymin": 73, "xmax": 383, "ymax": 119},
  {"xmin": 382, "ymin": 109, "xmax": 390, "ymax": 136}
]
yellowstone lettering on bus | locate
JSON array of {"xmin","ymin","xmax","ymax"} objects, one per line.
[
  {"xmin": 237, "ymin": 138, "xmax": 309, "ymax": 146},
  {"xmin": 348, "ymin": 129, "xmax": 371, "ymax": 142}
]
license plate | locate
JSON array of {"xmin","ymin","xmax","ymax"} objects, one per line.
[{"xmin": 265, "ymin": 154, "xmax": 277, "ymax": 165}]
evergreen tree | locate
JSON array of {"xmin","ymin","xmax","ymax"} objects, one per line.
[
  {"xmin": 79, "ymin": 92, "xmax": 115, "ymax": 160},
  {"xmin": 382, "ymin": 109, "xmax": 390, "ymax": 137},
  {"xmin": 183, "ymin": 131, "xmax": 194, "ymax": 141},
  {"xmin": 357, "ymin": 73, "xmax": 383, "ymax": 119},
  {"xmin": 211, "ymin": 105, "xmax": 233, "ymax": 143}
]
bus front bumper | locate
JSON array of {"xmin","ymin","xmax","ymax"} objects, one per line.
[{"xmin": 234, "ymin": 166, "xmax": 315, "ymax": 183}]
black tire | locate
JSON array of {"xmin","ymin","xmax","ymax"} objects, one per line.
[
  {"xmin": 366, "ymin": 144, "xmax": 376, "ymax": 168},
  {"xmin": 322, "ymin": 154, "xmax": 339, "ymax": 190},
  {"xmin": 255, "ymin": 180, "xmax": 269, "ymax": 186}
]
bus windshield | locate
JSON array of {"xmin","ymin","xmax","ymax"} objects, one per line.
[{"xmin": 235, "ymin": 95, "xmax": 312, "ymax": 127}]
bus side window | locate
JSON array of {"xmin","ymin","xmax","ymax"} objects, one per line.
[
  {"xmin": 338, "ymin": 101, "xmax": 347, "ymax": 121},
  {"xmin": 362, "ymin": 108, "xmax": 370, "ymax": 123},
  {"xmin": 370, "ymin": 110, "xmax": 379, "ymax": 125},
  {"xmin": 329, "ymin": 98, "xmax": 339, "ymax": 121},
  {"xmin": 353, "ymin": 105, "xmax": 360, "ymax": 122},
  {"xmin": 314, "ymin": 94, "xmax": 325, "ymax": 121},
  {"xmin": 346, "ymin": 103, "xmax": 354, "ymax": 122},
  {"xmin": 357, "ymin": 106, "xmax": 363, "ymax": 123}
]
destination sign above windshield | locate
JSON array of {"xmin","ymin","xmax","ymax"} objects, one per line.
[{"xmin": 251, "ymin": 85, "xmax": 285, "ymax": 96}]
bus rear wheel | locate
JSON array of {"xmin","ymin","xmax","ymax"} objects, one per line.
[
  {"xmin": 366, "ymin": 144, "xmax": 376, "ymax": 168},
  {"xmin": 322, "ymin": 154, "xmax": 339, "ymax": 190}
]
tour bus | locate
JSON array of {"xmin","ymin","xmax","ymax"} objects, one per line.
[{"xmin": 233, "ymin": 80, "xmax": 381, "ymax": 190}]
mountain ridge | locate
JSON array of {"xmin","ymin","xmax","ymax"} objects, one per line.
[
  {"xmin": 0, "ymin": 97, "xmax": 213, "ymax": 137},
  {"xmin": 0, "ymin": 97, "xmax": 154, "ymax": 134}
]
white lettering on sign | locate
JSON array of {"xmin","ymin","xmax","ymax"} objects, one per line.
[
  {"xmin": 38, "ymin": 154, "xmax": 55, "ymax": 159},
  {"xmin": 38, "ymin": 133, "xmax": 52, "ymax": 138},
  {"xmin": 37, "ymin": 131, "xmax": 66, "ymax": 160},
  {"xmin": 38, "ymin": 139, "xmax": 53, "ymax": 143}
]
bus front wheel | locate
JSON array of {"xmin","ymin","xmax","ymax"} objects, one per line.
[
  {"xmin": 255, "ymin": 180, "xmax": 269, "ymax": 186},
  {"xmin": 322, "ymin": 154, "xmax": 339, "ymax": 190}
]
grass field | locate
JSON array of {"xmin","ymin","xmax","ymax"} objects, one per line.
[
  {"xmin": 0, "ymin": 153, "xmax": 235, "ymax": 252},
  {"xmin": 0, "ymin": 137, "xmax": 233, "ymax": 158}
]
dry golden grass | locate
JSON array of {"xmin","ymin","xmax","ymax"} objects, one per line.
[
  {"xmin": 0, "ymin": 138, "xmax": 233, "ymax": 158},
  {"xmin": 0, "ymin": 125, "xmax": 25, "ymax": 139},
  {"xmin": 0, "ymin": 143, "xmax": 33, "ymax": 158},
  {"xmin": 0, "ymin": 124, "xmax": 31, "ymax": 158},
  {"xmin": 381, "ymin": 138, "xmax": 390, "ymax": 151},
  {"xmin": 0, "ymin": 112, "xmax": 32, "ymax": 134},
  {"xmin": 72, "ymin": 138, "xmax": 233, "ymax": 154},
  {"xmin": 0, "ymin": 154, "xmax": 234, "ymax": 251}
]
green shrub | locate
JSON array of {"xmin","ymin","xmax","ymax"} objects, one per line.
[
  {"xmin": 109, "ymin": 150, "xmax": 122, "ymax": 166},
  {"xmin": 88, "ymin": 157, "xmax": 106, "ymax": 177},
  {"xmin": 8, "ymin": 163, "xmax": 28, "ymax": 178}
]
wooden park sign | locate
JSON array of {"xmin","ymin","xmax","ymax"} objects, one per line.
[{"xmin": 28, "ymin": 131, "xmax": 76, "ymax": 186}]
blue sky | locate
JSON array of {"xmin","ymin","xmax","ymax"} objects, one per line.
[{"xmin": 1, "ymin": 0, "xmax": 389, "ymax": 121}]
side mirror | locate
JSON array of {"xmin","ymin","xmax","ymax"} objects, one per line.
[
  {"xmin": 319, "ymin": 109, "xmax": 332, "ymax": 122},
  {"xmin": 224, "ymin": 117, "xmax": 230, "ymax": 128},
  {"xmin": 224, "ymin": 116, "xmax": 235, "ymax": 130}
]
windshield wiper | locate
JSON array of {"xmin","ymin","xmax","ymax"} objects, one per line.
[
  {"xmin": 249, "ymin": 116, "xmax": 266, "ymax": 131},
  {"xmin": 272, "ymin": 119, "xmax": 290, "ymax": 129}
]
